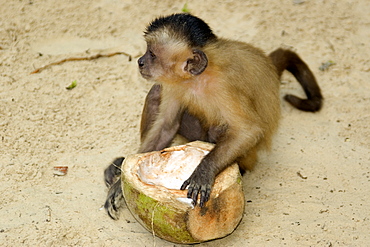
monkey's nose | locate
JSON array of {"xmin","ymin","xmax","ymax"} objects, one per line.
[{"xmin": 138, "ymin": 57, "xmax": 145, "ymax": 68}]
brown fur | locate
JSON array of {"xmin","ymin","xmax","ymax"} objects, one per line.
[
  {"xmin": 137, "ymin": 32, "xmax": 282, "ymax": 208},
  {"xmin": 139, "ymin": 37, "xmax": 280, "ymax": 165},
  {"xmin": 103, "ymin": 13, "xmax": 322, "ymax": 219}
]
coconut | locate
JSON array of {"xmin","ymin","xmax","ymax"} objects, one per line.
[{"xmin": 121, "ymin": 141, "xmax": 244, "ymax": 244}]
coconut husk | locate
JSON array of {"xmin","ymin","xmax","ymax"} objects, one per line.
[{"xmin": 121, "ymin": 141, "xmax": 244, "ymax": 244}]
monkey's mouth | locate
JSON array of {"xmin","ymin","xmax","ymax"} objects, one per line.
[{"xmin": 139, "ymin": 71, "xmax": 152, "ymax": 79}]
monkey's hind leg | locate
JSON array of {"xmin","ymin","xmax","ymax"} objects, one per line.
[
  {"xmin": 237, "ymin": 148, "xmax": 258, "ymax": 173},
  {"xmin": 104, "ymin": 157, "xmax": 125, "ymax": 220}
]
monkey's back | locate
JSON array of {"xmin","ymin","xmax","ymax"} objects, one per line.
[{"xmin": 204, "ymin": 38, "xmax": 281, "ymax": 148}]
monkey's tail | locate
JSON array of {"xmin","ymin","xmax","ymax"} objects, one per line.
[{"xmin": 269, "ymin": 48, "xmax": 323, "ymax": 112}]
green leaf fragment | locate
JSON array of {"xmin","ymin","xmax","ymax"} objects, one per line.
[
  {"xmin": 182, "ymin": 3, "xmax": 190, "ymax": 13},
  {"xmin": 66, "ymin": 80, "xmax": 77, "ymax": 90},
  {"xmin": 319, "ymin": 61, "xmax": 336, "ymax": 71}
]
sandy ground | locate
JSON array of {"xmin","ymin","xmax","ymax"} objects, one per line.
[{"xmin": 1, "ymin": 0, "xmax": 369, "ymax": 246}]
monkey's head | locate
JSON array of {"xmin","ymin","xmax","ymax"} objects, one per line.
[{"xmin": 138, "ymin": 13, "xmax": 217, "ymax": 83}]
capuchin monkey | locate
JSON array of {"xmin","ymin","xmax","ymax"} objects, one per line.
[{"xmin": 104, "ymin": 13, "xmax": 322, "ymax": 219}]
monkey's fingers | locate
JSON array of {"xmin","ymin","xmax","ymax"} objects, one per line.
[
  {"xmin": 180, "ymin": 179, "xmax": 190, "ymax": 190},
  {"xmin": 181, "ymin": 179, "xmax": 200, "ymax": 206},
  {"xmin": 199, "ymin": 190, "xmax": 206, "ymax": 207},
  {"xmin": 181, "ymin": 176, "xmax": 213, "ymax": 207},
  {"xmin": 199, "ymin": 185, "xmax": 212, "ymax": 207},
  {"xmin": 104, "ymin": 180, "xmax": 125, "ymax": 220},
  {"xmin": 190, "ymin": 187, "xmax": 200, "ymax": 206}
]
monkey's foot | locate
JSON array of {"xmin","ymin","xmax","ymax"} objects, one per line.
[
  {"xmin": 104, "ymin": 179, "xmax": 125, "ymax": 220},
  {"xmin": 104, "ymin": 157, "xmax": 124, "ymax": 188}
]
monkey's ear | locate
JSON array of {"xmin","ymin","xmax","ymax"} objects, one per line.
[{"xmin": 185, "ymin": 49, "xmax": 208, "ymax": 75}]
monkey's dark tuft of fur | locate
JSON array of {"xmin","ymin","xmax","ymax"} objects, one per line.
[{"xmin": 145, "ymin": 13, "xmax": 217, "ymax": 47}]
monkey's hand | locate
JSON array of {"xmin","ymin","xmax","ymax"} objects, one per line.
[
  {"xmin": 104, "ymin": 179, "xmax": 125, "ymax": 220},
  {"xmin": 180, "ymin": 164, "xmax": 215, "ymax": 207}
]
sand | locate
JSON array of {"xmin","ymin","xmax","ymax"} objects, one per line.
[{"xmin": 1, "ymin": 0, "xmax": 369, "ymax": 246}]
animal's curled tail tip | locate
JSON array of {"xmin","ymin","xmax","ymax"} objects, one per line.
[{"xmin": 284, "ymin": 94, "xmax": 323, "ymax": 112}]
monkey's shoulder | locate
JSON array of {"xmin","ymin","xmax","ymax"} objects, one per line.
[
  {"xmin": 210, "ymin": 38, "xmax": 266, "ymax": 57},
  {"xmin": 206, "ymin": 39, "xmax": 273, "ymax": 70}
]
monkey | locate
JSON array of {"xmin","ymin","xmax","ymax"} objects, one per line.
[{"xmin": 103, "ymin": 13, "xmax": 322, "ymax": 220}]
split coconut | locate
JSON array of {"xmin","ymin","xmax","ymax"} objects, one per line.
[{"xmin": 121, "ymin": 141, "xmax": 244, "ymax": 244}]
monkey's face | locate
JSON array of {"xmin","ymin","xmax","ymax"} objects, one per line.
[
  {"xmin": 138, "ymin": 41, "xmax": 208, "ymax": 84},
  {"xmin": 137, "ymin": 46, "xmax": 164, "ymax": 80}
]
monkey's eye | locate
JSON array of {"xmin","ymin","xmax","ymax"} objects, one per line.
[{"xmin": 149, "ymin": 50, "xmax": 156, "ymax": 59}]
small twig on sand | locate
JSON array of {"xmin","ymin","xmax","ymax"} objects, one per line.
[
  {"xmin": 30, "ymin": 51, "xmax": 132, "ymax": 74},
  {"xmin": 297, "ymin": 171, "xmax": 308, "ymax": 179}
]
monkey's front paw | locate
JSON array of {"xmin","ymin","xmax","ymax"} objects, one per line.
[
  {"xmin": 180, "ymin": 171, "xmax": 214, "ymax": 207},
  {"xmin": 104, "ymin": 179, "xmax": 125, "ymax": 220}
]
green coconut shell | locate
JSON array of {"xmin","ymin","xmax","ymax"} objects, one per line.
[{"xmin": 121, "ymin": 141, "xmax": 244, "ymax": 244}]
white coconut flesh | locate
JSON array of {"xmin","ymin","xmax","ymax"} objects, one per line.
[
  {"xmin": 138, "ymin": 148, "xmax": 207, "ymax": 187},
  {"xmin": 132, "ymin": 142, "xmax": 240, "ymax": 207}
]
